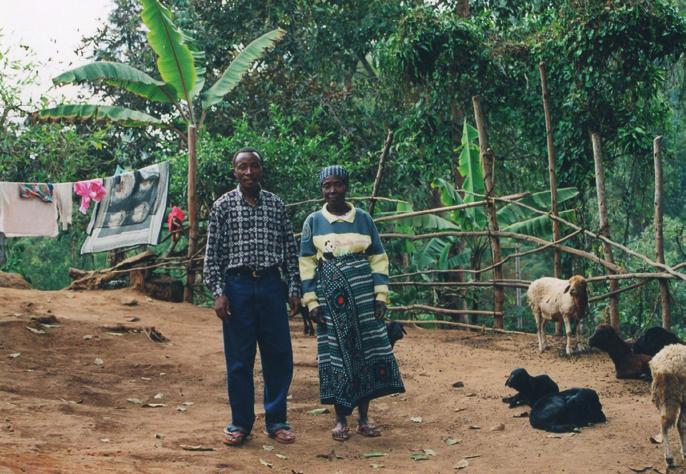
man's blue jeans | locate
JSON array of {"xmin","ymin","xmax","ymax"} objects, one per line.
[{"xmin": 222, "ymin": 270, "xmax": 293, "ymax": 435}]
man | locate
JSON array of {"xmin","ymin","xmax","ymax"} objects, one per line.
[{"xmin": 204, "ymin": 148, "xmax": 301, "ymax": 446}]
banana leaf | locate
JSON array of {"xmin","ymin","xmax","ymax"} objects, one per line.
[
  {"xmin": 53, "ymin": 61, "xmax": 177, "ymax": 104},
  {"xmin": 37, "ymin": 104, "xmax": 162, "ymax": 127},
  {"xmin": 202, "ymin": 28, "xmax": 286, "ymax": 110}
]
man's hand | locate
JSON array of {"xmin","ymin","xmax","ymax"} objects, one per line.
[
  {"xmin": 309, "ymin": 307, "xmax": 325, "ymax": 325},
  {"xmin": 374, "ymin": 300, "xmax": 386, "ymax": 320},
  {"xmin": 288, "ymin": 296, "xmax": 301, "ymax": 317},
  {"xmin": 214, "ymin": 295, "xmax": 230, "ymax": 321}
]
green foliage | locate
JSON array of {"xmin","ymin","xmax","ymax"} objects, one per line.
[{"xmin": 38, "ymin": 104, "xmax": 162, "ymax": 126}]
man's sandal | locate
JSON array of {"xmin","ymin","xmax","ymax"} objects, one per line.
[
  {"xmin": 268, "ymin": 428, "xmax": 296, "ymax": 444},
  {"xmin": 223, "ymin": 429, "xmax": 249, "ymax": 446},
  {"xmin": 331, "ymin": 425, "xmax": 350, "ymax": 442},
  {"xmin": 356, "ymin": 422, "xmax": 381, "ymax": 437}
]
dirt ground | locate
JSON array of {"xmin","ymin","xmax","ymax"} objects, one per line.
[{"xmin": 0, "ymin": 287, "xmax": 679, "ymax": 473}]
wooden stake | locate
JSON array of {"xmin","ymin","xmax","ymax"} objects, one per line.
[
  {"xmin": 539, "ymin": 62, "xmax": 563, "ymax": 337},
  {"xmin": 369, "ymin": 130, "xmax": 394, "ymax": 216},
  {"xmin": 654, "ymin": 136, "xmax": 671, "ymax": 330},
  {"xmin": 184, "ymin": 124, "xmax": 198, "ymax": 303},
  {"xmin": 472, "ymin": 96, "xmax": 505, "ymax": 329},
  {"xmin": 591, "ymin": 132, "xmax": 620, "ymax": 330}
]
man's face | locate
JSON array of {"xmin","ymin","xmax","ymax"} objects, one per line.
[
  {"xmin": 321, "ymin": 176, "xmax": 347, "ymax": 207},
  {"xmin": 233, "ymin": 152, "xmax": 263, "ymax": 191}
]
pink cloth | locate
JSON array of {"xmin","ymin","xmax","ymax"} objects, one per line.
[
  {"xmin": 167, "ymin": 206, "xmax": 186, "ymax": 232},
  {"xmin": 73, "ymin": 179, "xmax": 107, "ymax": 214}
]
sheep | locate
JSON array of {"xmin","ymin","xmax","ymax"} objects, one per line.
[
  {"xmin": 588, "ymin": 324, "xmax": 651, "ymax": 380},
  {"xmin": 386, "ymin": 321, "xmax": 407, "ymax": 348},
  {"xmin": 633, "ymin": 327, "xmax": 682, "ymax": 357},
  {"xmin": 502, "ymin": 368, "xmax": 560, "ymax": 408},
  {"xmin": 527, "ymin": 275, "xmax": 589, "ymax": 355},
  {"xmin": 529, "ymin": 388, "xmax": 606, "ymax": 433},
  {"xmin": 649, "ymin": 344, "xmax": 686, "ymax": 469}
]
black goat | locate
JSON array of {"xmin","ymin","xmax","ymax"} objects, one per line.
[
  {"xmin": 530, "ymin": 388, "xmax": 606, "ymax": 433},
  {"xmin": 502, "ymin": 368, "xmax": 560, "ymax": 408},
  {"xmin": 632, "ymin": 326, "xmax": 681, "ymax": 357},
  {"xmin": 386, "ymin": 321, "xmax": 407, "ymax": 348}
]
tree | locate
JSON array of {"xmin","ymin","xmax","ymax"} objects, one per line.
[{"xmin": 36, "ymin": 0, "xmax": 285, "ymax": 301}]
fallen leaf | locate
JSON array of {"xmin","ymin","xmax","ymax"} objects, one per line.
[
  {"xmin": 141, "ymin": 377, "xmax": 151, "ymax": 381},
  {"xmin": 452, "ymin": 381, "xmax": 464, "ymax": 388},
  {"xmin": 263, "ymin": 445, "xmax": 275, "ymax": 451},
  {"xmin": 370, "ymin": 463, "xmax": 384, "ymax": 469},
  {"xmin": 490, "ymin": 423, "xmax": 505, "ymax": 431},
  {"xmin": 182, "ymin": 401, "xmax": 194, "ymax": 406},
  {"xmin": 83, "ymin": 335, "xmax": 93, "ymax": 340},
  {"xmin": 423, "ymin": 448, "xmax": 436, "ymax": 456},
  {"xmin": 410, "ymin": 416, "xmax": 423, "ymax": 423},
  {"xmin": 176, "ymin": 406, "xmax": 187, "ymax": 412},
  {"xmin": 465, "ymin": 392, "xmax": 477, "ymax": 397},
  {"xmin": 465, "ymin": 454, "xmax": 481, "ymax": 459},
  {"xmin": 445, "ymin": 438, "xmax": 461, "ymax": 446},
  {"xmin": 513, "ymin": 412, "xmax": 529, "ymax": 418},
  {"xmin": 153, "ymin": 393, "xmax": 164, "ymax": 400},
  {"xmin": 8, "ymin": 353, "xmax": 20, "ymax": 359},
  {"xmin": 650, "ymin": 433, "xmax": 663, "ymax": 444},
  {"xmin": 26, "ymin": 326, "xmax": 45, "ymax": 335},
  {"xmin": 628, "ymin": 466, "xmax": 653, "ymax": 473},
  {"xmin": 307, "ymin": 407, "xmax": 330, "ymax": 415},
  {"xmin": 142, "ymin": 403, "xmax": 166, "ymax": 408},
  {"xmin": 155, "ymin": 433, "xmax": 163, "ymax": 439},
  {"xmin": 40, "ymin": 324, "xmax": 61, "ymax": 328},
  {"xmin": 410, "ymin": 453, "xmax": 429, "ymax": 461},
  {"xmin": 121, "ymin": 297, "xmax": 138, "ymax": 306},
  {"xmin": 105, "ymin": 332, "xmax": 124, "ymax": 337},
  {"xmin": 547, "ymin": 433, "xmax": 576, "ymax": 439},
  {"xmin": 180, "ymin": 444, "xmax": 214, "ymax": 451},
  {"xmin": 100, "ymin": 438, "xmax": 110, "ymax": 443},
  {"xmin": 316, "ymin": 448, "xmax": 343, "ymax": 460},
  {"xmin": 363, "ymin": 451, "xmax": 387, "ymax": 458},
  {"xmin": 259, "ymin": 458, "xmax": 273, "ymax": 468},
  {"xmin": 276, "ymin": 453, "xmax": 288, "ymax": 460},
  {"xmin": 127, "ymin": 317, "xmax": 140, "ymax": 322},
  {"xmin": 454, "ymin": 459, "xmax": 469, "ymax": 469},
  {"xmin": 469, "ymin": 425, "xmax": 480, "ymax": 430},
  {"xmin": 454, "ymin": 407, "xmax": 466, "ymax": 413},
  {"xmin": 127, "ymin": 398, "xmax": 143, "ymax": 404},
  {"xmin": 94, "ymin": 358, "xmax": 104, "ymax": 366}
]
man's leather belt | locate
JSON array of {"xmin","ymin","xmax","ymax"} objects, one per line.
[{"xmin": 227, "ymin": 265, "xmax": 280, "ymax": 279}]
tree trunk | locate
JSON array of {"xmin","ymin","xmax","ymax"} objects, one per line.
[
  {"xmin": 184, "ymin": 124, "xmax": 198, "ymax": 302},
  {"xmin": 653, "ymin": 136, "xmax": 671, "ymax": 330},
  {"xmin": 472, "ymin": 96, "xmax": 504, "ymax": 329},
  {"xmin": 591, "ymin": 132, "xmax": 620, "ymax": 330},
  {"xmin": 539, "ymin": 62, "xmax": 563, "ymax": 337},
  {"xmin": 368, "ymin": 130, "xmax": 394, "ymax": 216}
]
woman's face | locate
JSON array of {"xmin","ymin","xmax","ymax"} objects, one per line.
[{"xmin": 321, "ymin": 176, "xmax": 347, "ymax": 207}]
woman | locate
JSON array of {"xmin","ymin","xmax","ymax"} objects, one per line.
[{"xmin": 299, "ymin": 165, "xmax": 405, "ymax": 441}]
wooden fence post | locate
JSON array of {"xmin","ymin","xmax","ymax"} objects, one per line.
[
  {"xmin": 591, "ymin": 132, "xmax": 620, "ymax": 330},
  {"xmin": 539, "ymin": 62, "xmax": 563, "ymax": 337},
  {"xmin": 653, "ymin": 136, "xmax": 671, "ymax": 330},
  {"xmin": 472, "ymin": 96, "xmax": 504, "ymax": 329},
  {"xmin": 369, "ymin": 130, "xmax": 394, "ymax": 216}
]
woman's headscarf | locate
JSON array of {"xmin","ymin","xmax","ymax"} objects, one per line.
[{"xmin": 319, "ymin": 165, "xmax": 349, "ymax": 187}]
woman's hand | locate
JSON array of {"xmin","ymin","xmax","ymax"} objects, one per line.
[
  {"xmin": 310, "ymin": 307, "xmax": 326, "ymax": 325},
  {"xmin": 374, "ymin": 301, "xmax": 386, "ymax": 320}
]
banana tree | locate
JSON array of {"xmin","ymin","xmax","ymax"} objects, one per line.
[{"xmin": 36, "ymin": 0, "xmax": 285, "ymax": 301}]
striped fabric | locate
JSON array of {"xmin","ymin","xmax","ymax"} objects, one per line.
[{"xmin": 316, "ymin": 254, "xmax": 404, "ymax": 414}]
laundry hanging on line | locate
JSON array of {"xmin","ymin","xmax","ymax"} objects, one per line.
[{"xmin": 80, "ymin": 161, "xmax": 170, "ymax": 254}]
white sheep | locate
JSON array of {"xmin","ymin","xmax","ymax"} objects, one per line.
[
  {"xmin": 527, "ymin": 275, "xmax": 589, "ymax": 355},
  {"xmin": 650, "ymin": 344, "xmax": 686, "ymax": 469}
]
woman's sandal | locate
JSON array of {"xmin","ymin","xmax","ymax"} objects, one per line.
[
  {"xmin": 223, "ymin": 429, "xmax": 249, "ymax": 446},
  {"xmin": 268, "ymin": 428, "xmax": 296, "ymax": 444},
  {"xmin": 331, "ymin": 425, "xmax": 350, "ymax": 442},
  {"xmin": 356, "ymin": 422, "xmax": 381, "ymax": 437}
]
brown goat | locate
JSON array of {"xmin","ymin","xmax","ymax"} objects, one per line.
[{"xmin": 589, "ymin": 324, "xmax": 651, "ymax": 380}]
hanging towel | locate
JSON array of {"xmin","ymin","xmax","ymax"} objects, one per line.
[
  {"xmin": 81, "ymin": 162, "xmax": 170, "ymax": 254},
  {"xmin": 18, "ymin": 183, "xmax": 54, "ymax": 202},
  {"xmin": 74, "ymin": 179, "xmax": 107, "ymax": 214},
  {"xmin": 53, "ymin": 182, "xmax": 74, "ymax": 231},
  {"xmin": 0, "ymin": 182, "xmax": 58, "ymax": 237}
]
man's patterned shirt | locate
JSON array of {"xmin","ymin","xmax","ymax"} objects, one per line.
[{"xmin": 203, "ymin": 187, "xmax": 301, "ymax": 298}]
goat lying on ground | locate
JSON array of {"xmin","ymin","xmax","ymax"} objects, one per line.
[
  {"xmin": 527, "ymin": 275, "xmax": 589, "ymax": 355},
  {"xmin": 530, "ymin": 388, "xmax": 606, "ymax": 433},
  {"xmin": 589, "ymin": 324, "xmax": 652, "ymax": 380},
  {"xmin": 634, "ymin": 327, "xmax": 682, "ymax": 357},
  {"xmin": 386, "ymin": 321, "xmax": 407, "ymax": 348},
  {"xmin": 650, "ymin": 344, "xmax": 686, "ymax": 469},
  {"xmin": 502, "ymin": 368, "xmax": 560, "ymax": 408}
]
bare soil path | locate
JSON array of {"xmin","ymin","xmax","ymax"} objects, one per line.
[{"xmin": 0, "ymin": 288, "xmax": 676, "ymax": 473}]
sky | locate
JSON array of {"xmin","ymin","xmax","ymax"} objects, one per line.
[{"xmin": 0, "ymin": 0, "xmax": 115, "ymax": 104}]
